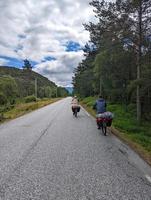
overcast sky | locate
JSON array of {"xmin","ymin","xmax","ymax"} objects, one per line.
[{"xmin": 0, "ymin": 0, "xmax": 95, "ymax": 87}]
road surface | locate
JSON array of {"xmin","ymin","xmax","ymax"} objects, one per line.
[{"xmin": 0, "ymin": 97, "xmax": 151, "ymax": 200}]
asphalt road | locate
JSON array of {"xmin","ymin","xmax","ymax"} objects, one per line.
[{"xmin": 0, "ymin": 97, "xmax": 151, "ymax": 200}]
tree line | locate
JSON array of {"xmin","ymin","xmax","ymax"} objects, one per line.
[
  {"xmin": 73, "ymin": 0, "xmax": 151, "ymax": 121},
  {"xmin": 0, "ymin": 60, "xmax": 68, "ymax": 106}
]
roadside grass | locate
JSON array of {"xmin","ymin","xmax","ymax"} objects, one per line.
[
  {"xmin": 108, "ymin": 104, "xmax": 151, "ymax": 153},
  {"xmin": 0, "ymin": 98, "xmax": 61, "ymax": 123},
  {"xmin": 81, "ymin": 96, "xmax": 151, "ymax": 165}
]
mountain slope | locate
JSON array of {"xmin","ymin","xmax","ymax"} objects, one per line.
[{"xmin": 0, "ymin": 66, "xmax": 59, "ymax": 98}]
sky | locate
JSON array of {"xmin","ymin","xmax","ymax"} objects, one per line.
[{"xmin": 0, "ymin": 0, "xmax": 95, "ymax": 87}]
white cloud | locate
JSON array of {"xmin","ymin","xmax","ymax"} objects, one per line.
[
  {"xmin": 34, "ymin": 51, "xmax": 84, "ymax": 87},
  {"xmin": 0, "ymin": 0, "xmax": 95, "ymax": 86}
]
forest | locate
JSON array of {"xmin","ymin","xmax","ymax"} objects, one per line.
[{"xmin": 73, "ymin": 0, "xmax": 151, "ymax": 122}]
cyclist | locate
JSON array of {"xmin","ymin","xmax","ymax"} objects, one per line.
[
  {"xmin": 93, "ymin": 95, "xmax": 106, "ymax": 114},
  {"xmin": 93, "ymin": 95, "xmax": 107, "ymax": 129},
  {"xmin": 71, "ymin": 96, "xmax": 79, "ymax": 116}
]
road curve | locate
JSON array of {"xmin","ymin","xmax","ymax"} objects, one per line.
[{"xmin": 0, "ymin": 97, "xmax": 151, "ymax": 200}]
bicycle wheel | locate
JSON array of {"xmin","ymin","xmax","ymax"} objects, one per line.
[
  {"xmin": 74, "ymin": 108, "xmax": 78, "ymax": 117},
  {"xmin": 101, "ymin": 122, "xmax": 107, "ymax": 136}
]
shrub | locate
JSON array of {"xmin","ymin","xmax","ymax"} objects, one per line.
[
  {"xmin": 0, "ymin": 92, "xmax": 7, "ymax": 105},
  {"xmin": 0, "ymin": 113, "xmax": 4, "ymax": 121},
  {"xmin": 24, "ymin": 95, "xmax": 37, "ymax": 103},
  {"xmin": 127, "ymin": 103, "xmax": 136, "ymax": 115},
  {"xmin": 10, "ymin": 98, "xmax": 16, "ymax": 105},
  {"xmin": 0, "ymin": 76, "xmax": 19, "ymax": 102}
]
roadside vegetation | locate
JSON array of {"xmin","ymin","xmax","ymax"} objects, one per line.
[
  {"xmin": 73, "ymin": 0, "xmax": 151, "ymax": 122},
  {"xmin": 0, "ymin": 97, "xmax": 61, "ymax": 123},
  {"xmin": 81, "ymin": 97, "xmax": 151, "ymax": 165},
  {"xmin": 0, "ymin": 60, "xmax": 69, "ymax": 122}
]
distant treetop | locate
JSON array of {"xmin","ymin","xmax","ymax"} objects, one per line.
[{"xmin": 23, "ymin": 59, "xmax": 32, "ymax": 70}]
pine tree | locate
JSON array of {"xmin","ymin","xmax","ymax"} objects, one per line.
[{"xmin": 23, "ymin": 59, "xmax": 32, "ymax": 71}]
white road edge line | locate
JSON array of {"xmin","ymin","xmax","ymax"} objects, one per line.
[
  {"xmin": 84, "ymin": 110, "xmax": 90, "ymax": 117},
  {"xmin": 145, "ymin": 175, "xmax": 151, "ymax": 183},
  {"xmin": 81, "ymin": 106, "xmax": 90, "ymax": 117}
]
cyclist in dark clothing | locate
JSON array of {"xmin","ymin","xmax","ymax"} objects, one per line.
[
  {"xmin": 93, "ymin": 95, "xmax": 107, "ymax": 130},
  {"xmin": 93, "ymin": 95, "xmax": 106, "ymax": 114}
]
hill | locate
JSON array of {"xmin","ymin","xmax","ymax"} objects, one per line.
[{"xmin": 0, "ymin": 66, "xmax": 68, "ymax": 99}]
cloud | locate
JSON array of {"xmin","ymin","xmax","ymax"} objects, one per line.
[
  {"xmin": 0, "ymin": 0, "xmax": 95, "ymax": 86},
  {"xmin": 34, "ymin": 51, "xmax": 84, "ymax": 87}
]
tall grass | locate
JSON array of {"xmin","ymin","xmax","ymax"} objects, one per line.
[
  {"xmin": 108, "ymin": 104, "xmax": 151, "ymax": 153},
  {"xmin": 0, "ymin": 98, "xmax": 61, "ymax": 122}
]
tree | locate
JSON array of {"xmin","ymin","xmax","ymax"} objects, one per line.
[
  {"xmin": 74, "ymin": 0, "xmax": 151, "ymax": 121},
  {"xmin": 72, "ymin": 42, "xmax": 97, "ymax": 97},
  {"xmin": 0, "ymin": 92, "xmax": 7, "ymax": 105},
  {"xmin": 44, "ymin": 86, "xmax": 52, "ymax": 98},
  {"xmin": 23, "ymin": 59, "xmax": 32, "ymax": 70},
  {"xmin": 57, "ymin": 87, "xmax": 69, "ymax": 97},
  {"xmin": 0, "ymin": 75, "xmax": 19, "ymax": 104},
  {"xmin": 132, "ymin": 0, "xmax": 151, "ymax": 122}
]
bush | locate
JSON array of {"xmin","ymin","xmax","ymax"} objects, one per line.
[
  {"xmin": 0, "ymin": 92, "xmax": 7, "ymax": 105},
  {"xmin": 0, "ymin": 113, "xmax": 4, "ymax": 121},
  {"xmin": 82, "ymin": 96, "xmax": 96, "ymax": 106},
  {"xmin": 0, "ymin": 76, "xmax": 19, "ymax": 102},
  {"xmin": 127, "ymin": 103, "xmax": 136, "ymax": 115},
  {"xmin": 24, "ymin": 95, "xmax": 37, "ymax": 103},
  {"xmin": 10, "ymin": 98, "xmax": 16, "ymax": 105}
]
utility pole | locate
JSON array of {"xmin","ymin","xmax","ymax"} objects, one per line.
[{"xmin": 35, "ymin": 78, "xmax": 37, "ymax": 98}]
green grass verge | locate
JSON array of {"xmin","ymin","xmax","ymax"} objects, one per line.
[
  {"xmin": 81, "ymin": 96, "xmax": 151, "ymax": 165},
  {"xmin": 0, "ymin": 98, "xmax": 61, "ymax": 123},
  {"xmin": 108, "ymin": 104, "xmax": 151, "ymax": 153}
]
